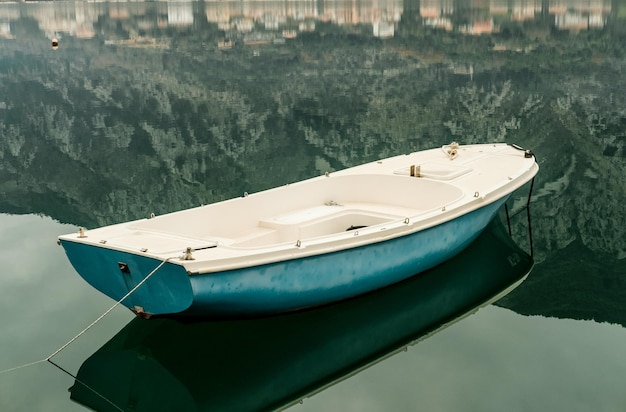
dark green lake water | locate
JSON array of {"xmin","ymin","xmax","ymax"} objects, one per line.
[{"xmin": 1, "ymin": 1, "xmax": 625, "ymax": 411}]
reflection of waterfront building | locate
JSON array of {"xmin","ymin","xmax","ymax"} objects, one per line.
[
  {"xmin": 511, "ymin": 0, "xmax": 542, "ymax": 21},
  {"xmin": 420, "ymin": 0, "xmax": 454, "ymax": 18},
  {"xmin": 168, "ymin": 2, "xmax": 193, "ymax": 26},
  {"xmin": 419, "ymin": 0, "xmax": 453, "ymax": 31},
  {"xmin": 0, "ymin": 21, "xmax": 12, "ymax": 39},
  {"xmin": 554, "ymin": 12, "xmax": 604, "ymax": 30},
  {"xmin": 373, "ymin": 20, "xmax": 394, "ymax": 38},
  {"xmin": 460, "ymin": 19, "xmax": 498, "ymax": 35},
  {"xmin": 489, "ymin": 0, "xmax": 543, "ymax": 20},
  {"xmin": 549, "ymin": 0, "xmax": 611, "ymax": 30},
  {"xmin": 549, "ymin": 0, "xmax": 611, "ymax": 14}
]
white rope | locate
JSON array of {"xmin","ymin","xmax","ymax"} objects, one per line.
[
  {"xmin": 0, "ymin": 359, "xmax": 48, "ymax": 375},
  {"xmin": 0, "ymin": 359, "xmax": 125, "ymax": 411},
  {"xmin": 442, "ymin": 141, "xmax": 460, "ymax": 159},
  {"xmin": 0, "ymin": 256, "xmax": 173, "ymax": 376},
  {"xmin": 47, "ymin": 257, "xmax": 173, "ymax": 360},
  {"xmin": 48, "ymin": 358, "xmax": 126, "ymax": 412}
]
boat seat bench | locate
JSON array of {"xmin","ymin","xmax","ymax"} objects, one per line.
[
  {"xmin": 230, "ymin": 202, "xmax": 422, "ymax": 247},
  {"xmin": 259, "ymin": 203, "xmax": 419, "ymax": 230}
]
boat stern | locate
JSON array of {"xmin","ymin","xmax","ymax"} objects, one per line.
[{"xmin": 58, "ymin": 238, "xmax": 194, "ymax": 316}]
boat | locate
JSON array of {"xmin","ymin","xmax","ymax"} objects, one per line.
[
  {"xmin": 69, "ymin": 217, "xmax": 535, "ymax": 412},
  {"xmin": 57, "ymin": 142, "xmax": 538, "ymax": 317}
]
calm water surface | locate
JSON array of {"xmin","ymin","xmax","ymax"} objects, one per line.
[{"xmin": 1, "ymin": 0, "xmax": 625, "ymax": 411}]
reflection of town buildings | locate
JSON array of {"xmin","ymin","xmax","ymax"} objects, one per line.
[
  {"xmin": 548, "ymin": 0, "xmax": 611, "ymax": 29},
  {"xmin": 168, "ymin": 2, "xmax": 193, "ymax": 26},
  {"xmin": 0, "ymin": 0, "xmax": 616, "ymax": 42},
  {"xmin": 0, "ymin": 0, "xmax": 402, "ymax": 42},
  {"xmin": 204, "ymin": 0, "xmax": 402, "ymax": 38},
  {"xmin": 490, "ymin": 0, "xmax": 543, "ymax": 21},
  {"xmin": 421, "ymin": 0, "xmax": 611, "ymax": 33},
  {"xmin": 28, "ymin": 1, "xmax": 104, "ymax": 38}
]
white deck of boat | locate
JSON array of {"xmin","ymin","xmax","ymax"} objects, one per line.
[{"xmin": 60, "ymin": 143, "xmax": 538, "ymax": 270}]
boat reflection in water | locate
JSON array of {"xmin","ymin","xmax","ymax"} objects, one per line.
[{"xmin": 70, "ymin": 216, "xmax": 533, "ymax": 412}]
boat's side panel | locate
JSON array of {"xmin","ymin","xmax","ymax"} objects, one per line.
[
  {"xmin": 59, "ymin": 241, "xmax": 193, "ymax": 314},
  {"xmin": 185, "ymin": 197, "xmax": 509, "ymax": 316}
]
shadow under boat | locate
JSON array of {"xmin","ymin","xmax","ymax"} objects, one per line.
[{"xmin": 69, "ymin": 216, "xmax": 534, "ymax": 412}]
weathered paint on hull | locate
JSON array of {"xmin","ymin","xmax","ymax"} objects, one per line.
[
  {"xmin": 186, "ymin": 197, "xmax": 508, "ymax": 316},
  {"xmin": 60, "ymin": 197, "xmax": 507, "ymax": 317},
  {"xmin": 60, "ymin": 241, "xmax": 194, "ymax": 315}
]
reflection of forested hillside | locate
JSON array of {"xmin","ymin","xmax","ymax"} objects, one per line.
[{"xmin": 1, "ymin": 12, "xmax": 625, "ymax": 325}]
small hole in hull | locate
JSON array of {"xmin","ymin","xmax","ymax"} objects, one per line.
[{"xmin": 118, "ymin": 262, "xmax": 130, "ymax": 274}]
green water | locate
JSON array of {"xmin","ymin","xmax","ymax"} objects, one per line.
[{"xmin": 1, "ymin": 1, "xmax": 625, "ymax": 410}]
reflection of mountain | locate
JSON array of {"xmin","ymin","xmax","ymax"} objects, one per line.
[
  {"xmin": 70, "ymin": 218, "xmax": 533, "ymax": 412},
  {"xmin": 1, "ymin": 2, "xmax": 625, "ymax": 325}
]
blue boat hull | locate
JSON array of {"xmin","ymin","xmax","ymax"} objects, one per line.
[{"xmin": 60, "ymin": 197, "xmax": 508, "ymax": 317}]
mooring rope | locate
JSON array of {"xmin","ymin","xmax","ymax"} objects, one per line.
[
  {"xmin": 0, "ymin": 257, "xmax": 173, "ymax": 377},
  {"xmin": 47, "ymin": 257, "xmax": 173, "ymax": 360},
  {"xmin": 503, "ymin": 176, "xmax": 536, "ymax": 258},
  {"xmin": 47, "ymin": 358, "xmax": 125, "ymax": 412},
  {"xmin": 0, "ymin": 359, "xmax": 48, "ymax": 375}
]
